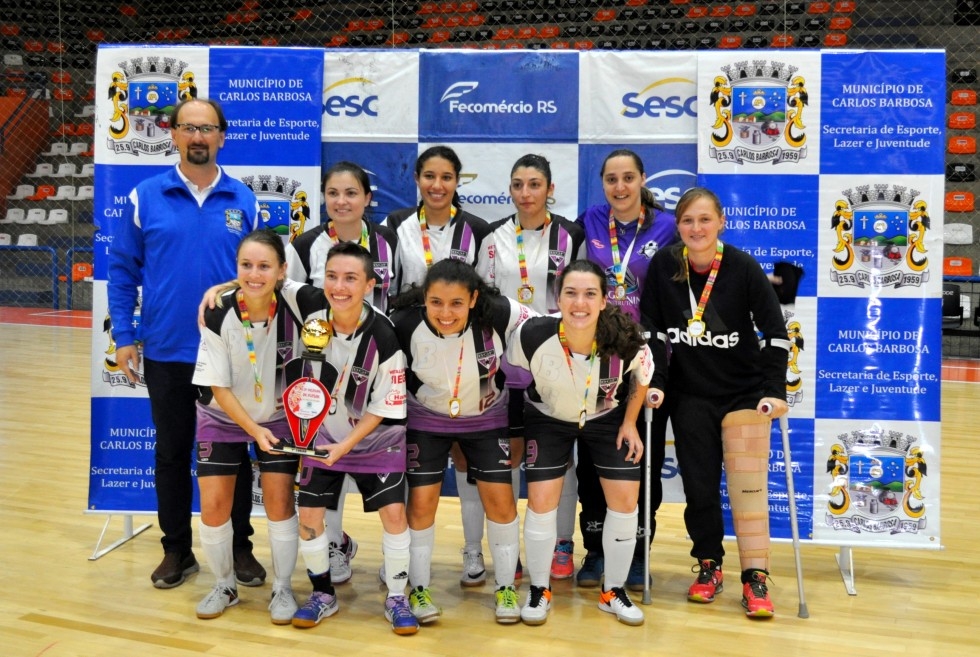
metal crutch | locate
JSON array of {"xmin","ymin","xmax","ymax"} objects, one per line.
[
  {"xmin": 641, "ymin": 394, "xmax": 659, "ymax": 605},
  {"xmin": 762, "ymin": 402, "xmax": 809, "ymax": 618}
]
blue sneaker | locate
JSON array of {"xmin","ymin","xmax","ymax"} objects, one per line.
[
  {"xmin": 385, "ymin": 595, "xmax": 420, "ymax": 635},
  {"xmin": 626, "ymin": 556, "xmax": 652, "ymax": 592},
  {"xmin": 291, "ymin": 591, "xmax": 339, "ymax": 628},
  {"xmin": 576, "ymin": 551, "xmax": 604, "ymax": 588}
]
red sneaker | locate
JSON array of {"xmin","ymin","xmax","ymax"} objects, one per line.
[
  {"xmin": 687, "ymin": 559, "xmax": 723, "ymax": 603},
  {"xmin": 741, "ymin": 569, "xmax": 775, "ymax": 618},
  {"xmin": 550, "ymin": 539, "xmax": 574, "ymax": 580}
]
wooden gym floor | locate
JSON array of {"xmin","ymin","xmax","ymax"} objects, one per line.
[{"xmin": 0, "ymin": 309, "xmax": 976, "ymax": 657}]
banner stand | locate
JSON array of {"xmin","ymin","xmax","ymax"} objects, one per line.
[
  {"xmin": 87, "ymin": 514, "xmax": 153, "ymax": 561},
  {"xmin": 836, "ymin": 546, "xmax": 857, "ymax": 595}
]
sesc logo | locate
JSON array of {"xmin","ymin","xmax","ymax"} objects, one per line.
[
  {"xmin": 621, "ymin": 77, "xmax": 698, "ymax": 119},
  {"xmin": 646, "ymin": 169, "xmax": 696, "ymax": 212},
  {"xmin": 323, "ymin": 77, "xmax": 378, "ymax": 118}
]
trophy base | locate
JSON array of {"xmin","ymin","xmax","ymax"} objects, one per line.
[{"xmin": 270, "ymin": 444, "xmax": 328, "ymax": 457}]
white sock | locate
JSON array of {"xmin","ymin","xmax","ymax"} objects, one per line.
[
  {"xmin": 487, "ymin": 517, "xmax": 520, "ymax": 587},
  {"xmin": 602, "ymin": 507, "xmax": 638, "ymax": 590},
  {"xmin": 199, "ymin": 518, "xmax": 235, "ymax": 588},
  {"xmin": 523, "ymin": 508, "xmax": 557, "ymax": 588},
  {"xmin": 382, "ymin": 529, "xmax": 411, "ymax": 596},
  {"xmin": 457, "ymin": 469, "xmax": 485, "ymax": 553},
  {"xmin": 324, "ymin": 476, "xmax": 352, "ymax": 546},
  {"xmin": 267, "ymin": 515, "xmax": 298, "ymax": 591},
  {"xmin": 409, "ymin": 525, "xmax": 435, "ymax": 589},
  {"xmin": 556, "ymin": 467, "xmax": 578, "ymax": 542},
  {"xmin": 298, "ymin": 531, "xmax": 330, "ymax": 577}
]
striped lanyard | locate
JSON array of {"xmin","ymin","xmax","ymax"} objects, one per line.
[
  {"xmin": 514, "ymin": 212, "xmax": 551, "ymax": 304},
  {"xmin": 419, "ymin": 205, "xmax": 457, "ymax": 268},
  {"xmin": 558, "ymin": 321, "xmax": 597, "ymax": 429},
  {"xmin": 683, "ymin": 241, "xmax": 724, "ymax": 337},
  {"xmin": 236, "ymin": 289, "xmax": 277, "ymax": 403},
  {"xmin": 326, "ymin": 305, "xmax": 367, "ymax": 414},
  {"xmin": 607, "ymin": 206, "xmax": 645, "ymax": 300},
  {"xmin": 327, "ymin": 219, "xmax": 370, "ymax": 249}
]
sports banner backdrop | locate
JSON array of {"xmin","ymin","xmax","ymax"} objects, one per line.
[{"xmin": 89, "ymin": 46, "xmax": 943, "ymax": 551}]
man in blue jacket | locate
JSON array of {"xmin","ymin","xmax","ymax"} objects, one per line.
[{"xmin": 108, "ymin": 98, "xmax": 265, "ymax": 589}]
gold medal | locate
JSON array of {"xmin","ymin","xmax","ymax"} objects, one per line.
[
  {"xmin": 449, "ymin": 397, "xmax": 461, "ymax": 418},
  {"xmin": 517, "ymin": 284, "xmax": 534, "ymax": 304},
  {"xmin": 688, "ymin": 319, "xmax": 705, "ymax": 338},
  {"xmin": 254, "ymin": 382, "xmax": 263, "ymax": 403},
  {"xmin": 578, "ymin": 409, "xmax": 587, "ymax": 429},
  {"xmin": 614, "ymin": 284, "xmax": 627, "ymax": 301}
]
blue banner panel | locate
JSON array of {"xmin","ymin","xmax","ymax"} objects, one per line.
[
  {"xmin": 419, "ymin": 51, "xmax": 579, "ymax": 142},
  {"xmin": 208, "ymin": 47, "xmax": 325, "ymax": 166},
  {"xmin": 815, "ymin": 296, "xmax": 941, "ymax": 422},
  {"xmin": 820, "ymin": 50, "xmax": 946, "ymax": 175},
  {"xmin": 700, "ymin": 172, "xmax": 820, "ymax": 295}
]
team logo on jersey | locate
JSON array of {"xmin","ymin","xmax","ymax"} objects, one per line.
[
  {"xmin": 450, "ymin": 249, "xmax": 469, "ymax": 261},
  {"xmin": 105, "ymin": 56, "xmax": 187, "ymax": 156},
  {"xmin": 224, "ymin": 208, "xmax": 244, "ymax": 235},
  {"xmin": 828, "ymin": 183, "xmax": 928, "ymax": 290},
  {"xmin": 241, "ymin": 175, "xmax": 306, "ymax": 237},
  {"xmin": 548, "ymin": 250, "xmax": 566, "ymax": 267},
  {"xmin": 476, "ymin": 350, "xmax": 497, "ymax": 373},
  {"xmin": 707, "ymin": 60, "xmax": 809, "ymax": 166},
  {"xmin": 277, "ymin": 341, "xmax": 293, "ymax": 361},
  {"xmin": 824, "ymin": 424, "xmax": 928, "ymax": 535},
  {"xmin": 350, "ymin": 367, "xmax": 370, "ymax": 387}
]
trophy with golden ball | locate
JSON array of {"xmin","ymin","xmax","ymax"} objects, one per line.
[{"xmin": 277, "ymin": 318, "xmax": 333, "ymax": 455}]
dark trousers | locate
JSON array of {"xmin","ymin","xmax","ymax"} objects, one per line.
[
  {"xmin": 670, "ymin": 391, "xmax": 757, "ymax": 564},
  {"xmin": 576, "ymin": 407, "xmax": 667, "ymax": 559},
  {"xmin": 144, "ymin": 358, "xmax": 255, "ymax": 555}
]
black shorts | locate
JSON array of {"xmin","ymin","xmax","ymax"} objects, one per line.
[
  {"xmin": 523, "ymin": 405, "xmax": 640, "ymax": 484},
  {"xmin": 297, "ymin": 466, "xmax": 407, "ymax": 512},
  {"xmin": 508, "ymin": 386, "xmax": 526, "ymax": 437},
  {"xmin": 196, "ymin": 440, "xmax": 299, "ymax": 477},
  {"xmin": 407, "ymin": 427, "xmax": 512, "ymax": 487}
]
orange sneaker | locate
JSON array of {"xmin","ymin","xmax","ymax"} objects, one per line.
[
  {"xmin": 688, "ymin": 559, "xmax": 723, "ymax": 603},
  {"xmin": 741, "ymin": 569, "xmax": 775, "ymax": 618}
]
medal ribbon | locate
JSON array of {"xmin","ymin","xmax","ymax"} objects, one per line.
[
  {"xmin": 419, "ymin": 206, "xmax": 458, "ymax": 269},
  {"xmin": 236, "ymin": 289, "xmax": 277, "ymax": 403},
  {"xmin": 515, "ymin": 212, "xmax": 551, "ymax": 300},
  {"xmin": 449, "ymin": 336, "xmax": 466, "ymax": 416},
  {"xmin": 607, "ymin": 206, "xmax": 645, "ymax": 297},
  {"xmin": 327, "ymin": 219, "xmax": 369, "ymax": 249},
  {"xmin": 558, "ymin": 321, "xmax": 597, "ymax": 426},
  {"xmin": 683, "ymin": 241, "xmax": 724, "ymax": 328}
]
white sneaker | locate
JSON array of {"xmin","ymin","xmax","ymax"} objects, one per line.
[
  {"xmin": 460, "ymin": 549, "xmax": 486, "ymax": 587},
  {"xmin": 520, "ymin": 585, "xmax": 551, "ymax": 625},
  {"xmin": 269, "ymin": 587, "xmax": 298, "ymax": 625},
  {"xmin": 329, "ymin": 533, "xmax": 358, "ymax": 584},
  {"xmin": 494, "ymin": 585, "xmax": 521, "ymax": 624},
  {"xmin": 598, "ymin": 586, "xmax": 644, "ymax": 626},
  {"xmin": 196, "ymin": 585, "xmax": 239, "ymax": 620}
]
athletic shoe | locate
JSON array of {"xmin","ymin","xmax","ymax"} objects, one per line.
[
  {"xmin": 329, "ymin": 533, "xmax": 358, "ymax": 584},
  {"xmin": 520, "ymin": 585, "xmax": 552, "ymax": 625},
  {"xmin": 460, "ymin": 549, "xmax": 487, "ymax": 587},
  {"xmin": 291, "ymin": 591, "xmax": 339, "ymax": 628},
  {"xmin": 515, "ymin": 557, "xmax": 524, "ymax": 582},
  {"xmin": 626, "ymin": 556, "xmax": 652, "ymax": 592},
  {"xmin": 494, "ymin": 585, "xmax": 521, "ymax": 624},
  {"xmin": 409, "ymin": 586, "xmax": 441, "ymax": 624},
  {"xmin": 233, "ymin": 550, "xmax": 266, "ymax": 587},
  {"xmin": 598, "ymin": 586, "xmax": 644, "ymax": 626},
  {"xmin": 741, "ymin": 569, "xmax": 775, "ymax": 618},
  {"xmin": 151, "ymin": 551, "xmax": 199, "ymax": 589},
  {"xmin": 551, "ymin": 539, "xmax": 574, "ymax": 580},
  {"xmin": 268, "ymin": 588, "xmax": 298, "ymax": 625},
  {"xmin": 196, "ymin": 585, "xmax": 239, "ymax": 620},
  {"xmin": 576, "ymin": 551, "xmax": 604, "ymax": 588},
  {"xmin": 688, "ymin": 559, "xmax": 724, "ymax": 603},
  {"xmin": 384, "ymin": 595, "xmax": 420, "ymax": 635}
]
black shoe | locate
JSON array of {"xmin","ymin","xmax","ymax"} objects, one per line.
[
  {"xmin": 234, "ymin": 550, "xmax": 267, "ymax": 587},
  {"xmin": 151, "ymin": 551, "xmax": 199, "ymax": 589}
]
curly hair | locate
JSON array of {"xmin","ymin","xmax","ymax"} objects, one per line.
[{"xmin": 390, "ymin": 259, "xmax": 502, "ymax": 329}]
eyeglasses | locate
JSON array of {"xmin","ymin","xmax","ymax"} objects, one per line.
[{"xmin": 174, "ymin": 123, "xmax": 222, "ymax": 135}]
